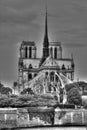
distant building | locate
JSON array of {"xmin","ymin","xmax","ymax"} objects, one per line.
[{"xmin": 18, "ymin": 9, "xmax": 75, "ymax": 93}]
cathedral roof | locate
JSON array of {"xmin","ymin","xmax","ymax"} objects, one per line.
[
  {"xmin": 49, "ymin": 42, "xmax": 61, "ymax": 47},
  {"xmin": 41, "ymin": 56, "xmax": 59, "ymax": 68},
  {"xmin": 21, "ymin": 41, "xmax": 35, "ymax": 46}
]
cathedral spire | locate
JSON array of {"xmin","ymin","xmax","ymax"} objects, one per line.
[
  {"xmin": 39, "ymin": 7, "xmax": 49, "ymax": 67},
  {"xmin": 43, "ymin": 7, "xmax": 49, "ymax": 58},
  {"xmin": 43, "ymin": 6, "xmax": 49, "ymax": 47}
]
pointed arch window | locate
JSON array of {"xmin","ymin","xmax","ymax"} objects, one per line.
[
  {"xmin": 28, "ymin": 73, "xmax": 32, "ymax": 80},
  {"xmin": 29, "ymin": 64, "xmax": 33, "ymax": 69},
  {"xmin": 50, "ymin": 47, "xmax": 53, "ymax": 57},
  {"xmin": 54, "ymin": 47, "xmax": 57, "ymax": 59},
  {"xmin": 48, "ymin": 84, "xmax": 52, "ymax": 92},
  {"xmin": 55, "ymin": 75, "xmax": 59, "ymax": 82},
  {"xmin": 25, "ymin": 46, "xmax": 27, "ymax": 58},
  {"xmin": 34, "ymin": 73, "xmax": 37, "ymax": 77},
  {"xmin": 62, "ymin": 64, "xmax": 66, "ymax": 70},
  {"xmin": 50, "ymin": 72, "xmax": 54, "ymax": 81},
  {"xmin": 45, "ymin": 72, "xmax": 48, "ymax": 76},
  {"xmin": 29, "ymin": 47, "xmax": 32, "ymax": 58}
]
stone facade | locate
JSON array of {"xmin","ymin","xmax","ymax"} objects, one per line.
[{"xmin": 18, "ymin": 10, "xmax": 75, "ymax": 93}]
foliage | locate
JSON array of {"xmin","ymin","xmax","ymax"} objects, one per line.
[
  {"xmin": 0, "ymin": 94, "xmax": 58, "ymax": 107},
  {"xmin": 10, "ymin": 94, "xmax": 18, "ymax": 98},
  {"xmin": 81, "ymin": 95, "xmax": 87, "ymax": 108},
  {"xmin": 21, "ymin": 88, "xmax": 34, "ymax": 95},
  {"xmin": 65, "ymin": 81, "xmax": 87, "ymax": 93},
  {"xmin": 73, "ymin": 81, "xmax": 87, "ymax": 92},
  {"xmin": 65, "ymin": 82, "xmax": 82, "ymax": 105},
  {"xmin": 0, "ymin": 82, "xmax": 12, "ymax": 95},
  {"xmin": 67, "ymin": 87, "xmax": 82, "ymax": 105},
  {"xmin": 65, "ymin": 83, "xmax": 77, "ymax": 92}
]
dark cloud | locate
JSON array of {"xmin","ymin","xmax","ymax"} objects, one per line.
[
  {"xmin": 0, "ymin": 3, "xmax": 38, "ymax": 25},
  {"xmin": 0, "ymin": 2, "xmax": 41, "ymax": 45}
]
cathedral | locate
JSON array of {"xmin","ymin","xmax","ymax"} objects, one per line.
[{"xmin": 18, "ymin": 10, "xmax": 75, "ymax": 96}]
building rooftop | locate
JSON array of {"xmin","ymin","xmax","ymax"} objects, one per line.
[
  {"xmin": 21, "ymin": 41, "xmax": 35, "ymax": 46},
  {"xmin": 41, "ymin": 56, "xmax": 59, "ymax": 67},
  {"xmin": 49, "ymin": 41, "xmax": 61, "ymax": 46}
]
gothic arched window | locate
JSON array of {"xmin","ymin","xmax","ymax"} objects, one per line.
[
  {"xmin": 45, "ymin": 72, "xmax": 48, "ymax": 79},
  {"xmin": 54, "ymin": 87, "xmax": 56, "ymax": 91},
  {"xmin": 28, "ymin": 73, "xmax": 32, "ymax": 80},
  {"xmin": 48, "ymin": 84, "xmax": 51, "ymax": 92},
  {"xmin": 25, "ymin": 46, "xmax": 27, "ymax": 58},
  {"xmin": 50, "ymin": 72, "xmax": 54, "ymax": 81},
  {"xmin": 55, "ymin": 75, "xmax": 59, "ymax": 82},
  {"xmin": 54, "ymin": 47, "xmax": 57, "ymax": 59},
  {"xmin": 29, "ymin": 47, "xmax": 32, "ymax": 58},
  {"xmin": 29, "ymin": 64, "xmax": 33, "ymax": 69},
  {"xmin": 45, "ymin": 72, "xmax": 48, "ymax": 76},
  {"xmin": 62, "ymin": 64, "xmax": 66, "ymax": 70},
  {"xmin": 50, "ymin": 47, "xmax": 53, "ymax": 57},
  {"xmin": 34, "ymin": 73, "xmax": 37, "ymax": 77}
]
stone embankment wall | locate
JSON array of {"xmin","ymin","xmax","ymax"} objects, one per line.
[
  {"xmin": 54, "ymin": 108, "xmax": 87, "ymax": 125},
  {"xmin": 0, "ymin": 108, "xmax": 87, "ymax": 128}
]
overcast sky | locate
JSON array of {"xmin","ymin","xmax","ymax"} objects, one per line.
[{"xmin": 0, "ymin": 0, "xmax": 87, "ymax": 86}]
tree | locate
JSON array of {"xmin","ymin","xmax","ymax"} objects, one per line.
[
  {"xmin": 0, "ymin": 82, "xmax": 12, "ymax": 95},
  {"xmin": 67, "ymin": 87, "xmax": 82, "ymax": 105},
  {"xmin": 65, "ymin": 83, "xmax": 77, "ymax": 92},
  {"xmin": 74, "ymin": 81, "xmax": 87, "ymax": 93}
]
